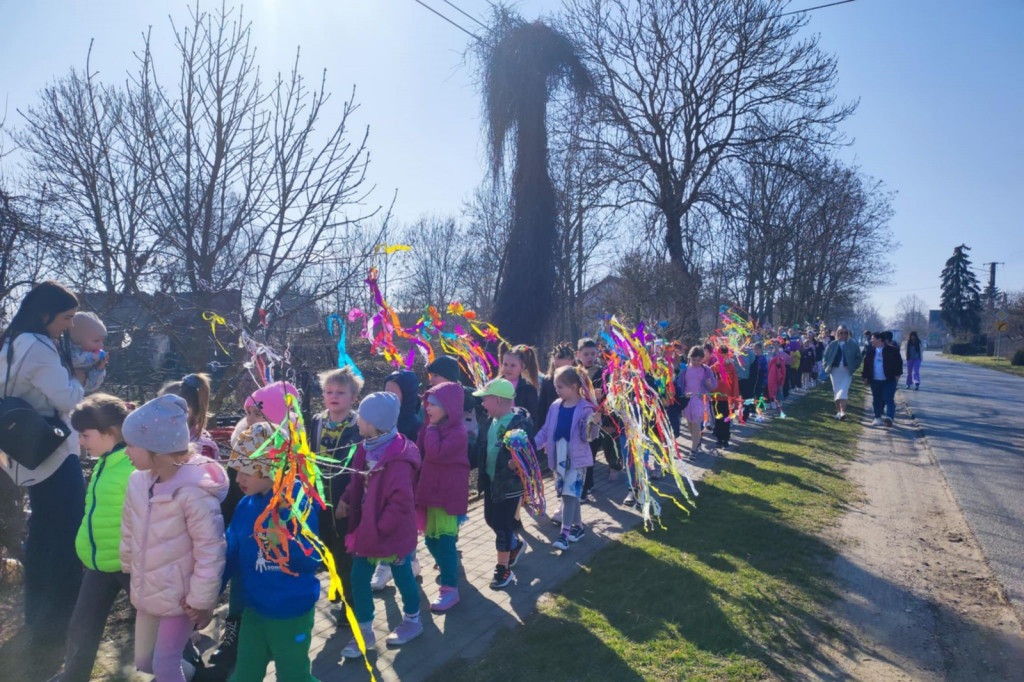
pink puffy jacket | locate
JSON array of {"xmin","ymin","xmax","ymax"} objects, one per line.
[{"xmin": 120, "ymin": 454, "xmax": 228, "ymax": 616}]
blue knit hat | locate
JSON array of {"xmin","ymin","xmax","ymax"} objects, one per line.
[
  {"xmin": 358, "ymin": 392, "xmax": 400, "ymax": 433},
  {"xmin": 122, "ymin": 394, "xmax": 191, "ymax": 454}
]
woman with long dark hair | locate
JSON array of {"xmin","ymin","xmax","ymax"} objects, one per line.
[
  {"xmin": 0, "ymin": 281, "xmax": 91, "ymax": 644},
  {"xmin": 905, "ymin": 331, "xmax": 923, "ymax": 390}
]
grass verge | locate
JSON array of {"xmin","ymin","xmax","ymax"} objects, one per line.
[
  {"xmin": 432, "ymin": 386, "xmax": 863, "ymax": 682},
  {"xmin": 940, "ymin": 353, "xmax": 1024, "ymax": 378}
]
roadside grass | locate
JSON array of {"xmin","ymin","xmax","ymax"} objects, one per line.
[
  {"xmin": 940, "ymin": 353, "xmax": 1024, "ymax": 378},
  {"xmin": 433, "ymin": 386, "xmax": 863, "ymax": 682}
]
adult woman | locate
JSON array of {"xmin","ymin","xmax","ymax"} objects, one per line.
[
  {"xmin": 823, "ymin": 326, "xmax": 862, "ymax": 420},
  {"xmin": 905, "ymin": 331, "xmax": 923, "ymax": 390},
  {"xmin": 0, "ymin": 281, "xmax": 94, "ymax": 644}
]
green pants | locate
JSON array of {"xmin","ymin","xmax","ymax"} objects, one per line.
[{"xmin": 229, "ymin": 608, "xmax": 319, "ymax": 682}]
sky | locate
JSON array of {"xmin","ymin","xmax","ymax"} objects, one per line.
[{"xmin": 1, "ymin": 0, "xmax": 1022, "ymax": 321}]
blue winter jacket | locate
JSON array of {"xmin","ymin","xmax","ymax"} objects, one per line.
[{"xmin": 224, "ymin": 483, "xmax": 321, "ymax": 619}]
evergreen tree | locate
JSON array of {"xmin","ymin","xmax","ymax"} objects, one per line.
[{"xmin": 939, "ymin": 244, "xmax": 982, "ymax": 335}]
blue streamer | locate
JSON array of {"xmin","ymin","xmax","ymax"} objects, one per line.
[{"xmin": 327, "ymin": 314, "xmax": 363, "ymax": 378}]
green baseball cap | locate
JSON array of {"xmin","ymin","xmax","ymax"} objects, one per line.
[{"xmin": 473, "ymin": 378, "xmax": 515, "ymax": 400}]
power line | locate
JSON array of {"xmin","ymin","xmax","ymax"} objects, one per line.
[
  {"xmin": 411, "ymin": 0, "xmax": 482, "ymax": 42},
  {"xmin": 779, "ymin": 0, "xmax": 857, "ymax": 18},
  {"xmin": 440, "ymin": 0, "xmax": 489, "ymax": 30}
]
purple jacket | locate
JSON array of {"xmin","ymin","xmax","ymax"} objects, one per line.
[
  {"xmin": 534, "ymin": 399, "xmax": 600, "ymax": 471},
  {"xmin": 342, "ymin": 435, "xmax": 420, "ymax": 559},
  {"xmin": 415, "ymin": 382, "xmax": 470, "ymax": 516}
]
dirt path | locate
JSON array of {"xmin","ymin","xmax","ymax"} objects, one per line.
[{"xmin": 816, "ymin": 394, "xmax": 1024, "ymax": 681}]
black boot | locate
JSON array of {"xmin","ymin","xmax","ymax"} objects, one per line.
[{"xmin": 209, "ymin": 616, "xmax": 240, "ymax": 667}]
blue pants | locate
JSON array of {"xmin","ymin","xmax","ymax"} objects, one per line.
[
  {"xmin": 350, "ymin": 555, "xmax": 419, "ymax": 623},
  {"xmin": 424, "ymin": 535, "xmax": 459, "ymax": 588},
  {"xmin": 25, "ymin": 454, "xmax": 85, "ymax": 639},
  {"xmin": 906, "ymin": 359, "xmax": 921, "ymax": 386},
  {"xmin": 870, "ymin": 379, "xmax": 897, "ymax": 419}
]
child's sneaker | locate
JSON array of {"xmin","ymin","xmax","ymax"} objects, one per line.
[
  {"xmin": 568, "ymin": 525, "xmax": 585, "ymax": 543},
  {"xmin": 623, "ymin": 490, "xmax": 637, "ymax": 507},
  {"xmin": 387, "ymin": 614, "xmax": 423, "ymax": 646},
  {"xmin": 490, "ymin": 563, "xmax": 515, "ymax": 589},
  {"xmin": 370, "ymin": 562, "xmax": 392, "ymax": 590},
  {"xmin": 508, "ymin": 537, "xmax": 525, "ymax": 567},
  {"xmin": 552, "ymin": 533, "xmax": 570, "ymax": 551},
  {"xmin": 550, "ymin": 508, "xmax": 562, "ymax": 526},
  {"xmin": 341, "ymin": 623, "xmax": 376, "ymax": 659},
  {"xmin": 429, "ymin": 586, "xmax": 460, "ymax": 612}
]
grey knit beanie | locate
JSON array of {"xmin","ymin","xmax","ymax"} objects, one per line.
[
  {"xmin": 358, "ymin": 391, "xmax": 400, "ymax": 433},
  {"xmin": 122, "ymin": 394, "xmax": 191, "ymax": 454}
]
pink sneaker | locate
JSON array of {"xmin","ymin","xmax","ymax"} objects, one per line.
[
  {"xmin": 429, "ymin": 586, "xmax": 460, "ymax": 612},
  {"xmin": 386, "ymin": 615, "xmax": 424, "ymax": 645}
]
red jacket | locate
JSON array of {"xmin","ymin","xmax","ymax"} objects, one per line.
[
  {"xmin": 711, "ymin": 360, "xmax": 740, "ymax": 402},
  {"xmin": 342, "ymin": 435, "xmax": 420, "ymax": 559},
  {"xmin": 415, "ymin": 382, "xmax": 470, "ymax": 516}
]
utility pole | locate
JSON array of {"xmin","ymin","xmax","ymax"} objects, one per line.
[{"xmin": 983, "ymin": 261, "xmax": 1004, "ymax": 310}]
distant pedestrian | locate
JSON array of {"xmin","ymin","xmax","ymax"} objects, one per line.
[
  {"xmin": 823, "ymin": 326, "xmax": 862, "ymax": 420},
  {"xmin": 862, "ymin": 332, "xmax": 903, "ymax": 427},
  {"xmin": 905, "ymin": 331, "xmax": 922, "ymax": 390}
]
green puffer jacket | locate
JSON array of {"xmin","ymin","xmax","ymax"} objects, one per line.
[{"xmin": 75, "ymin": 446, "xmax": 133, "ymax": 572}]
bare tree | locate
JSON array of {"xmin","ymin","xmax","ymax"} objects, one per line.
[
  {"xmin": 894, "ymin": 294, "xmax": 928, "ymax": 332},
  {"xmin": 563, "ymin": 0, "xmax": 854, "ymax": 338},
  {"xmin": 460, "ymin": 182, "xmax": 512, "ymax": 319},
  {"xmin": 398, "ymin": 215, "xmax": 470, "ymax": 312}
]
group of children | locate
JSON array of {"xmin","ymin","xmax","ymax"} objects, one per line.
[{"xmin": 52, "ymin": 332, "xmax": 658, "ymax": 682}]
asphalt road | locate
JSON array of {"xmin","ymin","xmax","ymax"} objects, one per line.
[{"xmin": 900, "ymin": 351, "xmax": 1024, "ymax": 622}]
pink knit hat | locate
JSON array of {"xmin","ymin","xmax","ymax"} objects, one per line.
[{"xmin": 244, "ymin": 381, "xmax": 300, "ymax": 425}]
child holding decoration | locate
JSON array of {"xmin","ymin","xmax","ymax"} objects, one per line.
[
  {"xmin": 534, "ymin": 366, "xmax": 601, "ymax": 551},
  {"xmin": 416, "ymin": 382, "xmax": 471, "ymax": 611},
  {"xmin": 473, "ymin": 378, "xmax": 532, "ymax": 589},
  {"xmin": 223, "ymin": 421, "xmax": 324, "ymax": 682},
  {"xmin": 338, "ymin": 392, "xmax": 423, "ymax": 658},
  {"xmin": 309, "ymin": 367, "xmax": 363, "ymax": 618},
  {"xmin": 120, "ymin": 395, "xmax": 228, "ymax": 682}
]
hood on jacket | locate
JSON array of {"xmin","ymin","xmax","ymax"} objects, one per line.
[
  {"xmin": 385, "ymin": 370, "xmax": 421, "ymax": 418},
  {"xmin": 245, "ymin": 381, "xmax": 300, "ymax": 425},
  {"xmin": 152, "ymin": 453, "xmax": 229, "ymax": 501},
  {"xmin": 423, "ymin": 382, "xmax": 465, "ymax": 428}
]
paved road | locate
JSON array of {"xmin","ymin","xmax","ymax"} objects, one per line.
[{"xmin": 900, "ymin": 351, "xmax": 1024, "ymax": 622}]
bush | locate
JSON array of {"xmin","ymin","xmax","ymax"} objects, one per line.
[
  {"xmin": 1012, "ymin": 348, "xmax": 1024, "ymax": 366},
  {"xmin": 949, "ymin": 342, "xmax": 983, "ymax": 356}
]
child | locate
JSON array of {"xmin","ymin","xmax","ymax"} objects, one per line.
[
  {"xmin": 213, "ymin": 379, "xmax": 302, "ymax": 667},
  {"xmin": 767, "ymin": 345, "xmax": 789, "ymax": 410},
  {"xmin": 384, "ymin": 369, "xmax": 423, "ymax": 441},
  {"xmin": 69, "ymin": 311, "xmax": 107, "ymax": 393},
  {"xmin": 308, "ymin": 367, "xmax": 363, "ymax": 617},
  {"xmin": 711, "ymin": 347, "xmax": 740, "ymax": 449},
  {"xmin": 160, "ymin": 373, "xmax": 219, "ymax": 460},
  {"xmin": 427, "ymin": 354, "xmax": 484, "ymax": 449},
  {"xmin": 678, "ymin": 346, "xmax": 717, "ymax": 456},
  {"xmin": 745, "ymin": 343, "xmax": 768, "ymax": 420},
  {"xmin": 338, "ymin": 392, "xmax": 423, "ymax": 657},
  {"xmin": 534, "ymin": 367, "xmax": 600, "ymax": 551},
  {"xmin": 416, "ymin": 382, "xmax": 470, "ymax": 611},
  {"xmin": 500, "ymin": 344, "xmax": 541, "ymax": 430},
  {"xmin": 786, "ymin": 343, "xmax": 801, "ymax": 395},
  {"xmin": 537, "ymin": 343, "xmax": 575, "ymax": 433},
  {"xmin": 53, "ymin": 394, "xmax": 132, "ymax": 682},
  {"xmin": 120, "ymin": 395, "xmax": 227, "ymax": 682},
  {"xmin": 800, "ymin": 337, "xmax": 817, "ymax": 388},
  {"xmin": 577, "ymin": 337, "xmax": 623, "ymax": 492},
  {"xmin": 222, "ymin": 422, "xmax": 323, "ymax": 682},
  {"xmin": 472, "ymin": 378, "xmax": 532, "ymax": 589}
]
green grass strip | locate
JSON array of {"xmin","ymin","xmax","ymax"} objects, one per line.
[
  {"xmin": 941, "ymin": 353, "xmax": 1024, "ymax": 378},
  {"xmin": 434, "ymin": 386, "xmax": 862, "ymax": 681}
]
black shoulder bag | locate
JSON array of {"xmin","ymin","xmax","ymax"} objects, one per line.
[{"xmin": 0, "ymin": 339, "xmax": 73, "ymax": 470}]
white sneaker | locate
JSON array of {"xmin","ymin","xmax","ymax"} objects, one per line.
[
  {"xmin": 871, "ymin": 418, "xmax": 882, "ymax": 426},
  {"xmin": 370, "ymin": 563, "xmax": 392, "ymax": 591},
  {"xmin": 834, "ymin": 412, "xmax": 842, "ymax": 420}
]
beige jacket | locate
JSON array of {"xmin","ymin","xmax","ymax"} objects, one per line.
[
  {"xmin": 0, "ymin": 334, "xmax": 84, "ymax": 486},
  {"xmin": 120, "ymin": 454, "xmax": 228, "ymax": 616}
]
